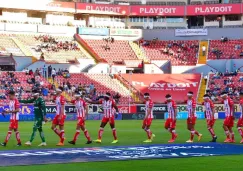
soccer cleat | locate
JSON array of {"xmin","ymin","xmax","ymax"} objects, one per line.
[
  {"xmin": 68, "ymin": 141, "xmax": 76, "ymax": 145},
  {"xmin": 111, "ymin": 140, "xmax": 118, "ymax": 144},
  {"xmin": 86, "ymin": 140, "xmax": 92, "ymax": 144},
  {"xmin": 224, "ymin": 138, "xmax": 232, "ymax": 143},
  {"xmin": 240, "ymin": 139, "xmax": 243, "ymax": 144},
  {"xmin": 17, "ymin": 143, "xmax": 22, "ymax": 147},
  {"xmin": 25, "ymin": 141, "xmax": 32, "ymax": 146},
  {"xmin": 143, "ymin": 139, "xmax": 152, "ymax": 143},
  {"xmin": 168, "ymin": 139, "xmax": 175, "ymax": 143},
  {"xmin": 38, "ymin": 142, "xmax": 47, "ymax": 147},
  {"xmin": 198, "ymin": 134, "xmax": 203, "ymax": 141},
  {"xmin": 230, "ymin": 139, "xmax": 236, "ymax": 143},
  {"xmin": 56, "ymin": 142, "xmax": 64, "ymax": 146},
  {"xmin": 186, "ymin": 139, "xmax": 193, "ymax": 143},
  {"xmin": 151, "ymin": 134, "xmax": 156, "ymax": 140},
  {"xmin": 94, "ymin": 139, "xmax": 102, "ymax": 143},
  {"xmin": 0, "ymin": 142, "xmax": 6, "ymax": 147},
  {"xmin": 210, "ymin": 136, "xmax": 217, "ymax": 142}
]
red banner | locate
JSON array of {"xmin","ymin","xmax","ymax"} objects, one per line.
[
  {"xmin": 0, "ymin": 0, "xmax": 75, "ymax": 12},
  {"xmin": 117, "ymin": 105, "xmax": 137, "ymax": 113},
  {"xmin": 130, "ymin": 5, "xmax": 185, "ymax": 16},
  {"xmin": 122, "ymin": 74, "xmax": 201, "ymax": 103},
  {"xmin": 187, "ymin": 4, "xmax": 241, "ymax": 16},
  {"xmin": 76, "ymin": 3, "xmax": 129, "ymax": 15}
]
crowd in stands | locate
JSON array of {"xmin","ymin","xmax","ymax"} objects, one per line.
[
  {"xmin": 33, "ymin": 35, "xmax": 80, "ymax": 53},
  {"xmin": 207, "ymin": 70, "xmax": 243, "ymax": 101}
]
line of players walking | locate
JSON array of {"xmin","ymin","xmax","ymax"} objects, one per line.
[{"xmin": 1, "ymin": 87, "xmax": 243, "ymax": 147}]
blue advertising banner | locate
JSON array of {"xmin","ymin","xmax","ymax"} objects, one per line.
[
  {"xmin": 78, "ymin": 27, "xmax": 109, "ymax": 36},
  {"xmin": 0, "ymin": 113, "xmax": 122, "ymax": 122},
  {"xmin": 0, "ymin": 105, "xmax": 33, "ymax": 115},
  {"xmin": 165, "ymin": 112, "xmax": 205, "ymax": 119}
]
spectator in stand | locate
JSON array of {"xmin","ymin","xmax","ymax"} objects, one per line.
[
  {"xmin": 42, "ymin": 86, "xmax": 49, "ymax": 97},
  {"xmin": 239, "ymin": 76, "xmax": 243, "ymax": 82},
  {"xmin": 202, "ymin": 45, "xmax": 206, "ymax": 56},
  {"xmin": 51, "ymin": 68, "xmax": 56, "ymax": 81},
  {"xmin": 48, "ymin": 65, "xmax": 52, "ymax": 78},
  {"xmin": 113, "ymin": 92, "xmax": 121, "ymax": 104}
]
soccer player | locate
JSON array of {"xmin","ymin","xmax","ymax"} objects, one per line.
[
  {"xmin": 1, "ymin": 91, "xmax": 21, "ymax": 146},
  {"xmin": 202, "ymin": 94, "xmax": 217, "ymax": 142},
  {"xmin": 68, "ymin": 93, "xmax": 92, "ymax": 145},
  {"xmin": 178, "ymin": 91, "xmax": 202, "ymax": 143},
  {"xmin": 218, "ymin": 92, "xmax": 235, "ymax": 143},
  {"xmin": 51, "ymin": 87, "xmax": 66, "ymax": 146},
  {"xmin": 20, "ymin": 90, "xmax": 47, "ymax": 146},
  {"xmin": 165, "ymin": 94, "xmax": 178, "ymax": 143},
  {"xmin": 86, "ymin": 92, "xmax": 119, "ymax": 144},
  {"xmin": 237, "ymin": 93, "xmax": 243, "ymax": 143},
  {"xmin": 142, "ymin": 93, "xmax": 155, "ymax": 143}
]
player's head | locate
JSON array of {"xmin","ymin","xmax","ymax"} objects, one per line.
[
  {"xmin": 220, "ymin": 92, "xmax": 228, "ymax": 100},
  {"xmin": 32, "ymin": 89, "xmax": 40, "ymax": 99},
  {"xmin": 203, "ymin": 94, "xmax": 210, "ymax": 102},
  {"xmin": 8, "ymin": 90, "xmax": 15, "ymax": 100},
  {"xmin": 165, "ymin": 94, "xmax": 172, "ymax": 102},
  {"xmin": 104, "ymin": 92, "xmax": 111, "ymax": 101},
  {"xmin": 187, "ymin": 91, "xmax": 193, "ymax": 99},
  {"xmin": 143, "ymin": 93, "xmax": 150, "ymax": 101},
  {"xmin": 56, "ymin": 86, "xmax": 64, "ymax": 95},
  {"xmin": 74, "ymin": 92, "xmax": 81, "ymax": 100}
]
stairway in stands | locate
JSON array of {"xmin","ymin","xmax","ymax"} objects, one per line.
[
  {"xmin": 129, "ymin": 41, "xmax": 150, "ymax": 62},
  {"xmin": 197, "ymin": 40, "xmax": 209, "ymax": 64},
  {"xmin": 198, "ymin": 78, "xmax": 207, "ymax": 103}
]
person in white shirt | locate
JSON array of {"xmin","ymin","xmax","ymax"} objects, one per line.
[{"xmin": 202, "ymin": 45, "xmax": 206, "ymax": 56}]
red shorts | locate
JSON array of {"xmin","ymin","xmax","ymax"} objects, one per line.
[
  {"xmin": 224, "ymin": 116, "xmax": 234, "ymax": 127},
  {"xmin": 187, "ymin": 117, "xmax": 197, "ymax": 125},
  {"xmin": 9, "ymin": 119, "xmax": 18, "ymax": 129},
  {"xmin": 143, "ymin": 118, "xmax": 153, "ymax": 127},
  {"xmin": 52, "ymin": 115, "xmax": 66, "ymax": 126},
  {"xmin": 165, "ymin": 118, "xmax": 176, "ymax": 129},
  {"xmin": 77, "ymin": 117, "xmax": 85, "ymax": 126},
  {"xmin": 206, "ymin": 119, "xmax": 216, "ymax": 127},
  {"xmin": 237, "ymin": 118, "xmax": 243, "ymax": 127},
  {"xmin": 102, "ymin": 116, "xmax": 115, "ymax": 125}
]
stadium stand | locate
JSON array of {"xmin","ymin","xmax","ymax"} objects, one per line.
[
  {"xmin": 84, "ymin": 39, "xmax": 138, "ymax": 64},
  {"xmin": 55, "ymin": 73, "xmax": 131, "ymax": 104},
  {"xmin": 142, "ymin": 40, "xmax": 199, "ymax": 66},
  {"xmin": 14, "ymin": 34, "xmax": 91, "ymax": 63},
  {"xmin": 207, "ymin": 72, "xmax": 242, "ymax": 101},
  {"xmin": 208, "ymin": 39, "xmax": 243, "ymax": 60},
  {"xmin": 0, "ymin": 34, "xmax": 24, "ymax": 56}
]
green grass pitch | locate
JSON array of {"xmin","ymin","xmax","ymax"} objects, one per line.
[{"xmin": 1, "ymin": 119, "xmax": 243, "ymax": 171}]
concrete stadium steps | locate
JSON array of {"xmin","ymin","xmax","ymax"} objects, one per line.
[
  {"xmin": 197, "ymin": 40, "xmax": 208, "ymax": 64},
  {"xmin": 129, "ymin": 41, "xmax": 149, "ymax": 62},
  {"xmin": 198, "ymin": 78, "xmax": 207, "ymax": 103}
]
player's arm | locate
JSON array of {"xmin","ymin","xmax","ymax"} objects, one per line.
[
  {"xmin": 19, "ymin": 98, "xmax": 35, "ymax": 104},
  {"xmin": 85, "ymin": 98, "xmax": 100, "ymax": 104}
]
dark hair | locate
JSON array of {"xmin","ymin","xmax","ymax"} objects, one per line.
[
  {"xmin": 9, "ymin": 91, "xmax": 15, "ymax": 95},
  {"xmin": 165, "ymin": 94, "xmax": 171, "ymax": 98},
  {"xmin": 58, "ymin": 86, "xmax": 64, "ymax": 92},
  {"xmin": 188, "ymin": 91, "xmax": 193, "ymax": 94},
  {"xmin": 144, "ymin": 93, "xmax": 150, "ymax": 96},
  {"xmin": 221, "ymin": 92, "xmax": 227, "ymax": 96},
  {"xmin": 106, "ymin": 92, "xmax": 111, "ymax": 97},
  {"xmin": 203, "ymin": 94, "xmax": 209, "ymax": 97}
]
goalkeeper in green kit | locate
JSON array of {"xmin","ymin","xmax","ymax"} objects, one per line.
[{"xmin": 19, "ymin": 90, "xmax": 48, "ymax": 146}]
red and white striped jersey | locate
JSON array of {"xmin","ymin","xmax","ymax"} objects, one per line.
[
  {"xmin": 9, "ymin": 98, "xmax": 20, "ymax": 121},
  {"xmin": 166, "ymin": 100, "xmax": 177, "ymax": 119},
  {"xmin": 222, "ymin": 97, "xmax": 234, "ymax": 117},
  {"xmin": 185, "ymin": 98, "xmax": 196, "ymax": 117},
  {"xmin": 202, "ymin": 100, "xmax": 214, "ymax": 120},
  {"xmin": 71, "ymin": 99, "xmax": 86, "ymax": 118},
  {"xmin": 145, "ymin": 99, "xmax": 154, "ymax": 119},
  {"xmin": 239, "ymin": 99, "xmax": 243, "ymax": 118},
  {"xmin": 54, "ymin": 95, "xmax": 66, "ymax": 116},
  {"xmin": 99, "ymin": 99, "xmax": 116, "ymax": 118}
]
